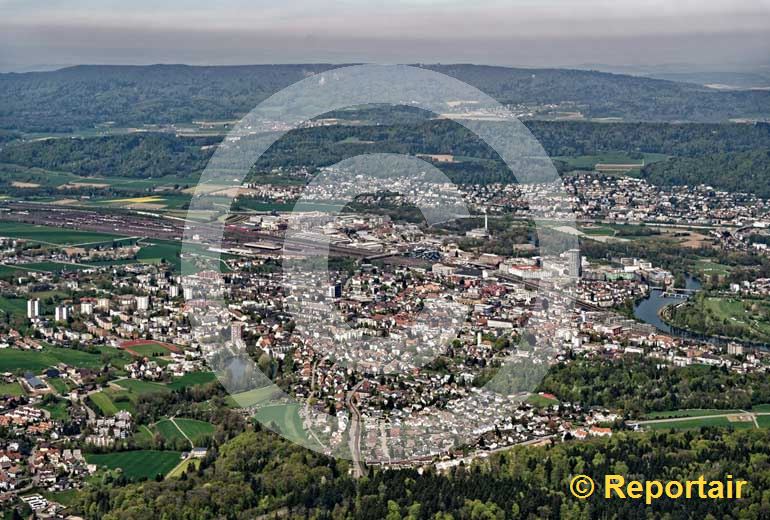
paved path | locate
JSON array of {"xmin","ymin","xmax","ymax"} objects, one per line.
[{"xmin": 629, "ymin": 411, "xmax": 770, "ymax": 427}]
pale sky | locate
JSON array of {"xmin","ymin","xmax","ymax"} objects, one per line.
[{"xmin": 1, "ymin": 0, "xmax": 769, "ymax": 70}]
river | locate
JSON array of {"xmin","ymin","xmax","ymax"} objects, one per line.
[
  {"xmin": 633, "ymin": 275, "xmax": 769, "ymax": 349},
  {"xmin": 633, "ymin": 275, "xmax": 702, "ymax": 334}
]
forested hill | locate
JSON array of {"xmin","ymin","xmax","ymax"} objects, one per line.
[
  {"xmin": 2, "ymin": 121, "xmax": 770, "ymax": 190},
  {"xmin": 73, "ymin": 426, "xmax": 770, "ymax": 519},
  {"xmin": 2, "ymin": 63, "xmax": 770, "ymax": 131}
]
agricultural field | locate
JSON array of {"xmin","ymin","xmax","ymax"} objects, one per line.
[
  {"xmin": 0, "ymin": 296, "xmax": 28, "ymax": 318},
  {"xmin": 115, "ymin": 379, "xmax": 171, "ymax": 396},
  {"xmin": 0, "ymin": 381, "xmax": 25, "ymax": 396},
  {"xmin": 167, "ymin": 371, "xmax": 217, "ymax": 390},
  {"xmin": 122, "ymin": 342, "xmax": 176, "ymax": 357},
  {"xmin": 644, "ymin": 416, "xmax": 756, "ymax": 431},
  {"xmin": 85, "ymin": 450, "xmax": 183, "ymax": 481},
  {"xmin": 0, "ymin": 345, "xmax": 130, "ymax": 373},
  {"xmin": 644, "ymin": 409, "xmax": 741, "ymax": 419},
  {"xmin": 0, "ymin": 163, "xmax": 200, "ymax": 193},
  {"xmin": 154, "ymin": 418, "xmax": 215, "ymax": 446},
  {"xmin": 89, "ymin": 392, "xmax": 119, "ymax": 416},
  {"xmin": 554, "ymin": 152, "xmax": 669, "ymax": 172},
  {"xmin": 0, "ymin": 222, "xmax": 126, "ymax": 246},
  {"xmin": 174, "ymin": 418, "xmax": 215, "ymax": 443}
]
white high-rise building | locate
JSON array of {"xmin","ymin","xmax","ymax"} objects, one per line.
[
  {"xmin": 568, "ymin": 249, "xmax": 582, "ymax": 279},
  {"xmin": 183, "ymin": 286, "xmax": 194, "ymax": 300},
  {"xmin": 169, "ymin": 285, "xmax": 179, "ymax": 298},
  {"xmin": 55, "ymin": 305, "xmax": 69, "ymax": 322},
  {"xmin": 27, "ymin": 299, "xmax": 40, "ymax": 319},
  {"xmin": 231, "ymin": 322, "xmax": 244, "ymax": 345},
  {"xmin": 135, "ymin": 295, "xmax": 150, "ymax": 311},
  {"xmin": 80, "ymin": 301, "xmax": 94, "ymax": 315}
]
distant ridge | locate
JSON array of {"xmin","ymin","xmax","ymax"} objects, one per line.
[{"xmin": 1, "ymin": 63, "xmax": 769, "ymax": 131}]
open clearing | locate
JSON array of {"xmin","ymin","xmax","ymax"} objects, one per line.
[
  {"xmin": 85, "ymin": 450, "xmax": 182, "ymax": 480},
  {"xmin": 0, "ymin": 345, "xmax": 130, "ymax": 372},
  {"xmin": 167, "ymin": 372, "xmax": 216, "ymax": 390},
  {"xmin": 255, "ymin": 404, "xmax": 306, "ymax": 444},
  {"xmin": 166, "ymin": 457, "xmax": 201, "ymax": 479}
]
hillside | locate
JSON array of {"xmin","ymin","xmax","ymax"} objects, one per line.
[{"xmin": 1, "ymin": 64, "xmax": 770, "ymax": 132}]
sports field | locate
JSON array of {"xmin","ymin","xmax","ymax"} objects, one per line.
[{"xmin": 85, "ymin": 450, "xmax": 182, "ymax": 480}]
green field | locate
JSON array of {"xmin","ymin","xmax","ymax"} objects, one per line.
[
  {"xmin": 125, "ymin": 343, "xmax": 175, "ymax": 357},
  {"xmin": 41, "ymin": 399, "xmax": 70, "ymax": 421},
  {"xmin": 166, "ymin": 457, "xmax": 201, "ymax": 479},
  {"xmin": 254, "ymin": 404, "xmax": 307, "ymax": 444},
  {"xmin": 47, "ymin": 377, "xmax": 70, "ymax": 394},
  {"xmin": 167, "ymin": 371, "xmax": 217, "ymax": 390},
  {"xmin": 0, "ymin": 296, "xmax": 28, "ymax": 317},
  {"xmin": 645, "ymin": 416, "xmax": 755, "ymax": 431},
  {"xmin": 0, "ymin": 162, "xmax": 201, "ymax": 193},
  {"xmin": 115, "ymin": 379, "xmax": 171, "ymax": 396},
  {"xmin": 526, "ymin": 394, "xmax": 560, "ymax": 407},
  {"xmin": 554, "ymin": 152, "xmax": 669, "ymax": 172},
  {"xmin": 155, "ymin": 418, "xmax": 215, "ymax": 445},
  {"xmin": 751, "ymin": 404, "xmax": 770, "ymax": 413},
  {"xmin": 41, "ymin": 489, "xmax": 80, "ymax": 507},
  {"xmin": 0, "ymin": 222, "xmax": 127, "ymax": 246},
  {"xmin": 0, "ymin": 345, "xmax": 131, "ymax": 373},
  {"xmin": 89, "ymin": 391, "xmax": 119, "ymax": 415},
  {"xmin": 0, "ymin": 381, "xmax": 25, "ymax": 396},
  {"xmin": 155, "ymin": 419, "xmax": 188, "ymax": 443},
  {"xmin": 228, "ymin": 385, "xmax": 282, "ymax": 408},
  {"xmin": 694, "ymin": 258, "xmax": 733, "ymax": 277},
  {"xmin": 175, "ymin": 418, "xmax": 215, "ymax": 443},
  {"xmin": 644, "ymin": 409, "xmax": 741, "ymax": 419},
  {"xmin": 670, "ymin": 296, "xmax": 770, "ymax": 344},
  {"xmin": 85, "ymin": 450, "xmax": 182, "ymax": 480}
]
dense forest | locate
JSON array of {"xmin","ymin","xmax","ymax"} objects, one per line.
[
  {"xmin": 2, "ymin": 120, "xmax": 770, "ymax": 192},
  {"xmin": 641, "ymin": 150, "xmax": 770, "ymax": 197},
  {"xmin": 538, "ymin": 355, "xmax": 770, "ymax": 415},
  {"xmin": 73, "ymin": 425, "xmax": 770, "ymax": 519},
  {"xmin": 0, "ymin": 133, "xmax": 217, "ymax": 178},
  {"xmin": 1, "ymin": 64, "xmax": 770, "ymax": 131}
]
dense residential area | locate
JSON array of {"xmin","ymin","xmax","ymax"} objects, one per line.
[{"xmin": 0, "ymin": 57, "xmax": 769, "ymax": 519}]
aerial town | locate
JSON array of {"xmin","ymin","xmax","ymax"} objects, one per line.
[{"xmin": 1, "ymin": 164, "xmax": 770, "ymax": 515}]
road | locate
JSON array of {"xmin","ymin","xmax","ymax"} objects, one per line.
[{"xmin": 346, "ymin": 380, "xmax": 366, "ymax": 478}]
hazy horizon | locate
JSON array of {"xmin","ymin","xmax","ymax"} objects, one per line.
[{"xmin": 1, "ymin": 0, "xmax": 769, "ymax": 73}]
